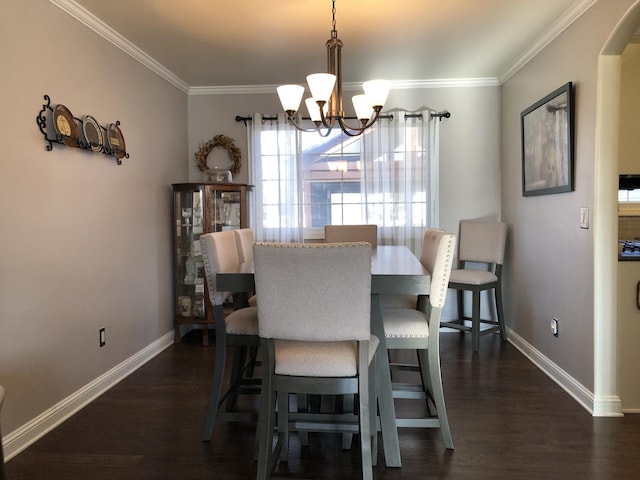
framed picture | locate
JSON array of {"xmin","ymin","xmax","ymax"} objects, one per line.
[{"xmin": 521, "ymin": 82, "xmax": 574, "ymax": 196}]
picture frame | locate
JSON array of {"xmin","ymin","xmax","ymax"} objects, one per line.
[{"xmin": 521, "ymin": 82, "xmax": 574, "ymax": 197}]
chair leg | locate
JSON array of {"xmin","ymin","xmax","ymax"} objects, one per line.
[
  {"xmin": 342, "ymin": 395, "xmax": 354, "ymax": 450},
  {"xmin": 295, "ymin": 394, "xmax": 309, "ymax": 446},
  {"xmin": 358, "ymin": 349, "xmax": 373, "ymax": 480},
  {"xmin": 495, "ymin": 284, "xmax": 507, "ymax": 341},
  {"xmin": 471, "ymin": 290, "xmax": 481, "ymax": 352},
  {"xmin": 257, "ymin": 372, "xmax": 276, "ymax": 480},
  {"xmin": 369, "ymin": 354, "xmax": 378, "ymax": 468},
  {"xmin": 423, "ymin": 346, "xmax": 454, "ymax": 449},
  {"xmin": 456, "ymin": 289, "xmax": 465, "ymax": 325},
  {"xmin": 226, "ymin": 346, "xmax": 247, "ymax": 410},
  {"xmin": 417, "ymin": 349, "xmax": 437, "ymax": 415},
  {"xmin": 278, "ymin": 391, "xmax": 290, "ymax": 461},
  {"xmin": 202, "ymin": 327, "xmax": 228, "ymax": 441}
]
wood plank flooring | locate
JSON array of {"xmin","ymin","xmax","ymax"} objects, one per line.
[{"xmin": 5, "ymin": 331, "xmax": 640, "ymax": 479}]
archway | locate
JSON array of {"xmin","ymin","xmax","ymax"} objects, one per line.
[{"xmin": 593, "ymin": 0, "xmax": 640, "ymax": 416}]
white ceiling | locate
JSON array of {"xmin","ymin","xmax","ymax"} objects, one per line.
[{"xmin": 59, "ymin": 0, "xmax": 597, "ymax": 90}]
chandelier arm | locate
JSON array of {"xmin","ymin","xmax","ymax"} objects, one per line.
[
  {"xmin": 318, "ymin": 103, "xmax": 337, "ymax": 130},
  {"xmin": 335, "ymin": 107, "xmax": 383, "ymax": 136},
  {"xmin": 286, "ymin": 113, "xmax": 333, "ymax": 137}
]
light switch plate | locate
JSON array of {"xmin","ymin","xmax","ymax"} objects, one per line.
[{"xmin": 580, "ymin": 207, "xmax": 589, "ymax": 229}]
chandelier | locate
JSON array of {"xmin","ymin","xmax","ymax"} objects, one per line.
[{"xmin": 276, "ymin": 0, "xmax": 390, "ymax": 137}]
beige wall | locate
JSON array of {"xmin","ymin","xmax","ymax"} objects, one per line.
[
  {"xmin": 0, "ymin": 0, "xmax": 187, "ymax": 440},
  {"xmin": 501, "ymin": 0, "xmax": 637, "ymax": 392}
]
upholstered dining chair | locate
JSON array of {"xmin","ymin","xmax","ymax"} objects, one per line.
[
  {"xmin": 1, "ymin": 384, "xmax": 5, "ymax": 480},
  {"xmin": 382, "ymin": 229, "xmax": 456, "ymax": 449},
  {"xmin": 324, "ymin": 224, "xmax": 378, "ymax": 247},
  {"xmin": 322, "ymin": 223, "xmax": 382, "ymax": 448},
  {"xmin": 440, "ymin": 220, "xmax": 508, "ymax": 351},
  {"xmin": 323, "ymin": 224, "xmax": 413, "ymax": 309},
  {"xmin": 200, "ymin": 230, "xmax": 260, "ymax": 442},
  {"xmin": 233, "ymin": 228, "xmax": 258, "ymax": 307},
  {"xmin": 234, "ymin": 228, "xmax": 255, "ymax": 265},
  {"xmin": 253, "ymin": 242, "xmax": 378, "ymax": 480}
]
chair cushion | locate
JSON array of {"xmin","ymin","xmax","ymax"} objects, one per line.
[
  {"xmin": 449, "ymin": 269, "xmax": 497, "ymax": 286},
  {"xmin": 274, "ymin": 335, "xmax": 379, "ymax": 377},
  {"xmin": 225, "ymin": 306, "xmax": 259, "ymax": 335},
  {"xmin": 248, "ymin": 295, "xmax": 258, "ymax": 307},
  {"xmin": 383, "ymin": 308, "xmax": 429, "ymax": 338}
]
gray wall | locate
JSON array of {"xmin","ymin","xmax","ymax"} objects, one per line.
[
  {"xmin": 6, "ymin": 0, "xmax": 640, "ymax": 462},
  {"xmin": 187, "ymin": 85, "xmax": 502, "ymax": 238},
  {"xmin": 501, "ymin": 0, "xmax": 637, "ymax": 392},
  {"xmin": 0, "ymin": 0, "xmax": 187, "ymax": 439}
]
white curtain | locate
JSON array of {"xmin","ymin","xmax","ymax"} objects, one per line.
[
  {"xmin": 360, "ymin": 110, "xmax": 439, "ymax": 255},
  {"xmin": 248, "ymin": 110, "xmax": 439, "ymax": 253},
  {"xmin": 247, "ymin": 113, "xmax": 304, "ymax": 242}
]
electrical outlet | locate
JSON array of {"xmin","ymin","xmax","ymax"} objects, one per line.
[
  {"xmin": 99, "ymin": 327, "xmax": 106, "ymax": 347},
  {"xmin": 550, "ymin": 318, "xmax": 559, "ymax": 337}
]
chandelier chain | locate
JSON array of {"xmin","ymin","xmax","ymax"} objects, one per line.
[{"xmin": 331, "ymin": 0, "xmax": 336, "ymax": 34}]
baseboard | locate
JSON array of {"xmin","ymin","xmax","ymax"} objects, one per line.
[
  {"xmin": 506, "ymin": 327, "xmax": 617, "ymax": 416},
  {"xmin": 3, "ymin": 331, "xmax": 174, "ymax": 461}
]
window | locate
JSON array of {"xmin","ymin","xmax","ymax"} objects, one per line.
[{"xmin": 248, "ymin": 112, "xmax": 439, "ymax": 254}]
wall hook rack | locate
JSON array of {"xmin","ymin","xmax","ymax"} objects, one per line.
[{"xmin": 36, "ymin": 95, "xmax": 130, "ymax": 165}]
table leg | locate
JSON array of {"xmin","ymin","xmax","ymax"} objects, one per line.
[{"xmin": 371, "ymin": 294, "xmax": 401, "ymax": 467}]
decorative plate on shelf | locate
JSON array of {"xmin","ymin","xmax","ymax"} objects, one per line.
[
  {"xmin": 82, "ymin": 115, "xmax": 104, "ymax": 153},
  {"xmin": 106, "ymin": 123, "xmax": 126, "ymax": 159},
  {"xmin": 53, "ymin": 104, "xmax": 79, "ymax": 147}
]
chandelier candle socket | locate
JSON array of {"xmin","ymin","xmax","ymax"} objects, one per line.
[{"xmin": 277, "ymin": 0, "xmax": 390, "ymax": 136}]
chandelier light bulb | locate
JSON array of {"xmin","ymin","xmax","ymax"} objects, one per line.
[
  {"xmin": 277, "ymin": 84, "xmax": 305, "ymax": 113},
  {"xmin": 363, "ymin": 79, "xmax": 391, "ymax": 108},
  {"xmin": 306, "ymin": 73, "xmax": 337, "ymax": 103},
  {"xmin": 352, "ymin": 95, "xmax": 372, "ymax": 121},
  {"xmin": 305, "ymin": 98, "xmax": 327, "ymax": 122}
]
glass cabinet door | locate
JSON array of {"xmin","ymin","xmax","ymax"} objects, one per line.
[
  {"xmin": 173, "ymin": 185, "xmax": 207, "ymax": 335},
  {"xmin": 171, "ymin": 182, "xmax": 252, "ymax": 345},
  {"xmin": 206, "ymin": 187, "xmax": 243, "ymax": 231}
]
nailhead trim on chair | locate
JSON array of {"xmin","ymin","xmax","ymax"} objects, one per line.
[
  {"xmin": 255, "ymin": 241, "xmax": 372, "ymax": 249},
  {"xmin": 430, "ymin": 234, "xmax": 456, "ymax": 309}
]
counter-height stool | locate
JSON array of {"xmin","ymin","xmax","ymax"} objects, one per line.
[
  {"xmin": 382, "ymin": 229, "xmax": 456, "ymax": 449},
  {"xmin": 441, "ymin": 220, "xmax": 508, "ymax": 351},
  {"xmin": 254, "ymin": 242, "xmax": 377, "ymax": 480},
  {"xmin": 200, "ymin": 231, "xmax": 260, "ymax": 442}
]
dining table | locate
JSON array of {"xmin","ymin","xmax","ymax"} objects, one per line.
[{"xmin": 216, "ymin": 244, "xmax": 431, "ymax": 468}]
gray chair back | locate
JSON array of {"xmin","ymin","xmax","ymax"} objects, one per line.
[{"xmin": 253, "ymin": 242, "xmax": 372, "ymax": 341}]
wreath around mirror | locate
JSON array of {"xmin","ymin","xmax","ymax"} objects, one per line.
[{"xmin": 194, "ymin": 134, "xmax": 242, "ymax": 175}]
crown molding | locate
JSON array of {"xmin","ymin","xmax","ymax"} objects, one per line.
[
  {"xmin": 51, "ymin": 0, "xmax": 598, "ymax": 93},
  {"xmin": 188, "ymin": 77, "xmax": 500, "ymax": 96},
  {"xmin": 49, "ymin": 0, "xmax": 190, "ymax": 93},
  {"xmin": 499, "ymin": 0, "xmax": 599, "ymax": 84}
]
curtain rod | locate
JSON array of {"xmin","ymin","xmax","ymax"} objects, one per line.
[{"xmin": 235, "ymin": 110, "xmax": 450, "ymax": 126}]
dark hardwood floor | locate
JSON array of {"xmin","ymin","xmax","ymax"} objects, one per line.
[{"xmin": 5, "ymin": 331, "xmax": 640, "ymax": 479}]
